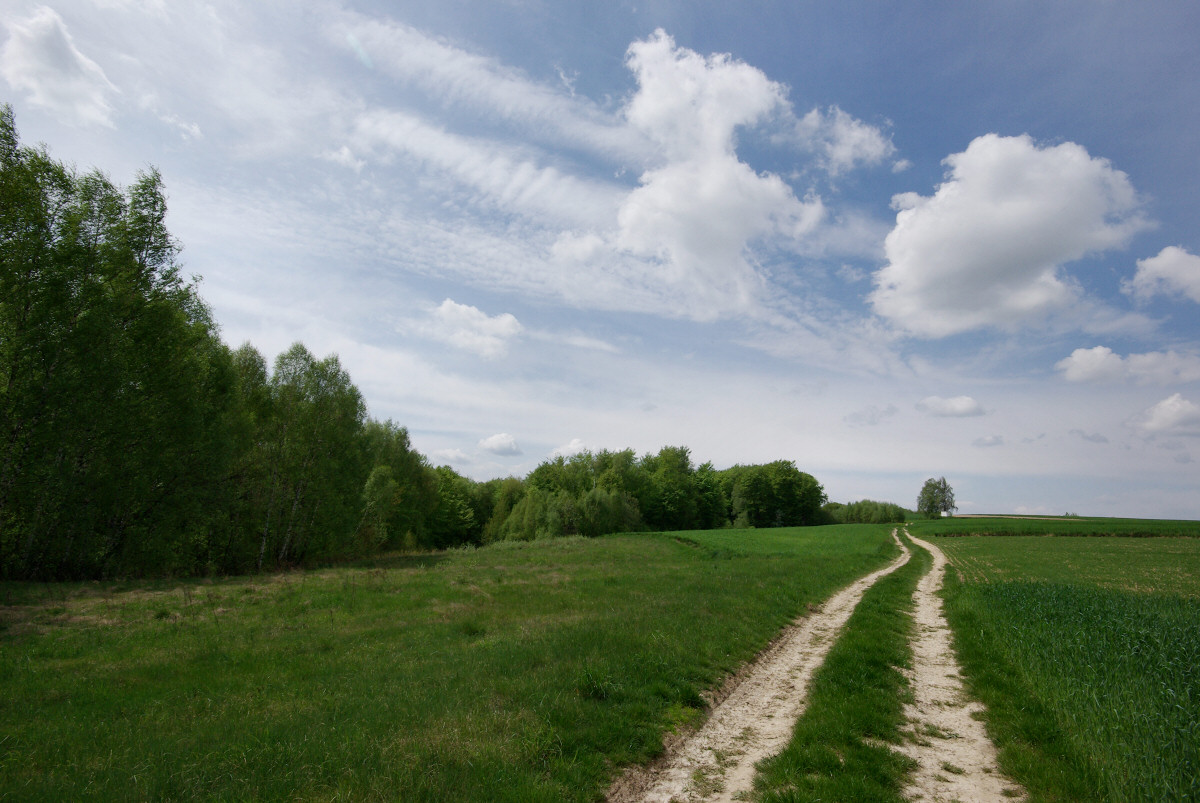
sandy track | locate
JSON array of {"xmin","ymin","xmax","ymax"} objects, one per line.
[
  {"xmin": 899, "ymin": 533, "xmax": 1024, "ymax": 802},
  {"xmin": 608, "ymin": 531, "xmax": 911, "ymax": 803}
]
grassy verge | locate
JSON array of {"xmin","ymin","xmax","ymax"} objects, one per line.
[
  {"xmin": 0, "ymin": 526, "xmax": 896, "ymax": 801},
  {"xmin": 752, "ymin": 531, "xmax": 929, "ymax": 802},
  {"xmin": 934, "ymin": 534, "xmax": 1200, "ymax": 802}
]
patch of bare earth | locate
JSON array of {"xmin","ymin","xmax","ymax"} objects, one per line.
[
  {"xmin": 608, "ymin": 531, "xmax": 911, "ymax": 803},
  {"xmin": 900, "ymin": 533, "xmax": 1025, "ymax": 802}
]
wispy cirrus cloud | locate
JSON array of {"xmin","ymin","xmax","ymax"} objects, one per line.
[{"xmin": 1, "ymin": 6, "xmax": 118, "ymax": 127}]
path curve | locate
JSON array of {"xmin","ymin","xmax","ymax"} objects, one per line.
[
  {"xmin": 900, "ymin": 532, "xmax": 1025, "ymax": 802},
  {"xmin": 608, "ymin": 530, "xmax": 911, "ymax": 803}
]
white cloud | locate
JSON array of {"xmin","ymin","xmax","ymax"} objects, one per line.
[
  {"xmin": 551, "ymin": 438, "xmax": 588, "ymax": 458},
  {"xmin": 1131, "ymin": 393, "xmax": 1200, "ymax": 437},
  {"xmin": 478, "ymin": 433, "xmax": 521, "ymax": 455},
  {"xmin": 973, "ymin": 435, "xmax": 1005, "ymax": 448},
  {"xmin": 794, "ymin": 106, "xmax": 895, "ymax": 175},
  {"xmin": 350, "ymin": 109, "xmax": 622, "ymax": 228},
  {"xmin": 432, "ymin": 448, "xmax": 471, "ymax": 465},
  {"xmin": 1056, "ymin": 346, "xmax": 1200, "ymax": 385},
  {"xmin": 410, "ymin": 299, "xmax": 523, "ymax": 358},
  {"xmin": 624, "ymin": 29, "xmax": 787, "ymax": 161},
  {"xmin": 916, "ymin": 395, "xmax": 985, "ymax": 417},
  {"xmin": 1, "ymin": 6, "xmax": 119, "ymax": 127},
  {"xmin": 548, "ymin": 30, "xmax": 826, "ymax": 322},
  {"xmin": 1124, "ymin": 246, "xmax": 1200, "ymax": 304},
  {"xmin": 871, "ymin": 134, "xmax": 1150, "ymax": 337},
  {"xmin": 341, "ymin": 16, "xmax": 649, "ymax": 162}
]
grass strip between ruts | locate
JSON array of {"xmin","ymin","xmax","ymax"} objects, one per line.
[{"xmin": 751, "ymin": 530, "xmax": 930, "ymax": 802}]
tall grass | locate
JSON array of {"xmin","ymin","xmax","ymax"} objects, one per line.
[
  {"xmin": 936, "ymin": 534, "xmax": 1200, "ymax": 802},
  {"xmin": 0, "ymin": 526, "xmax": 896, "ymax": 801}
]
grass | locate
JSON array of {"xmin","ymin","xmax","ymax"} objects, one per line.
[
  {"xmin": 929, "ymin": 526, "xmax": 1200, "ymax": 802},
  {"xmin": 0, "ymin": 525, "xmax": 897, "ymax": 801},
  {"xmin": 914, "ymin": 515, "xmax": 1200, "ymax": 539},
  {"xmin": 752, "ymin": 530, "xmax": 929, "ymax": 802},
  {"xmin": 922, "ymin": 529, "xmax": 1200, "ymax": 596}
]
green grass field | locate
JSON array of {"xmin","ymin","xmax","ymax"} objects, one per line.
[
  {"xmin": 917, "ymin": 515, "xmax": 1200, "ymax": 539},
  {"xmin": 921, "ymin": 522, "xmax": 1200, "ymax": 802},
  {"xmin": 0, "ymin": 526, "xmax": 896, "ymax": 801}
]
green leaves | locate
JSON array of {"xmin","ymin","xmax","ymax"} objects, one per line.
[{"xmin": 917, "ymin": 477, "xmax": 956, "ymax": 519}]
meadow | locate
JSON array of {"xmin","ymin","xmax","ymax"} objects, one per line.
[
  {"xmin": 921, "ymin": 522, "xmax": 1200, "ymax": 802},
  {"xmin": 0, "ymin": 526, "xmax": 896, "ymax": 801}
]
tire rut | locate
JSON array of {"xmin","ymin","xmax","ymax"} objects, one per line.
[
  {"xmin": 898, "ymin": 532, "xmax": 1025, "ymax": 802},
  {"xmin": 608, "ymin": 530, "xmax": 911, "ymax": 803}
]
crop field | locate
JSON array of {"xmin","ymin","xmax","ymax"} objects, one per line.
[
  {"xmin": 0, "ymin": 526, "xmax": 896, "ymax": 801},
  {"xmin": 918, "ymin": 515, "xmax": 1200, "ymax": 539},
  {"xmin": 922, "ymin": 522, "xmax": 1200, "ymax": 802}
]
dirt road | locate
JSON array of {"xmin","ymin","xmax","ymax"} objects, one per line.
[
  {"xmin": 607, "ymin": 530, "xmax": 1024, "ymax": 803},
  {"xmin": 608, "ymin": 531, "xmax": 911, "ymax": 803},
  {"xmin": 899, "ymin": 533, "xmax": 1024, "ymax": 802}
]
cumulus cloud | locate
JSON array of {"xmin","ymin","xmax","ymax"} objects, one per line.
[
  {"xmin": 551, "ymin": 438, "xmax": 588, "ymax": 458},
  {"xmin": 551, "ymin": 30, "xmax": 826, "ymax": 321},
  {"xmin": 973, "ymin": 435, "xmax": 1005, "ymax": 448},
  {"xmin": 432, "ymin": 448, "xmax": 470, "ymax": 465},
  {"xmin": 412, "ymin": 299, "xmax": 522, "ymax": 358},
  {"xmin": 1056, "ymin": 346, "xmax": 1200, "ymax": 385},
  {"xmin": 1, "ymin": 7, "xmax": 119, "ymax": 127},
  {"xmin": 1131, "ymin": 393, "xmax": 1200, "ymax": 437},
  {"xmin": 794, "ymin": 106, "xmax": 895, "ymax": 175},
  {"xmin": 870, "ymin": 134, "xmax": 1150, "ymax": 337},
  {"xmin": 1124, "ymin": 246, "xmax": 1200, "ymax": 304},
  {"xmin": 478, "ymin": 433, "xmax": 521, "ymax": 455},
  {"xmin": 916, "ymin": 395, "xmax": 985, "ymax": 417}
]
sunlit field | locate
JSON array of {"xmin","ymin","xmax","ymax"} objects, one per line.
[
  {"xmin": 0, "ymin": 526, "xmax": 895, "ymax": 801},
  {"xmin": 921, "ymin": 520, "xmax": 1200, "ymax": 802}
]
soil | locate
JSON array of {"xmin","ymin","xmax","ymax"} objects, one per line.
[
  {"xmin": 607, "ymin": 530, "xmax": 1026, "ymax": 803},
  {"xmin": 898, "ymin": 533, "xmax": 1025, "ymax": 802}
]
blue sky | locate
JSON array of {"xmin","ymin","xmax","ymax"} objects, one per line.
[{"xmin": 4, "ymin": 0, "xmax": 1200, "ymax": 517}]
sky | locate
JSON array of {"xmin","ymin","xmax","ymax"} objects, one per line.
[{"xmin": 3, "ymin": 0, "xmax": 1200, "ymax": 518}]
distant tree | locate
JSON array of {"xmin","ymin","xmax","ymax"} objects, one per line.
[{"xmin": 917, "ymin": 477, "xmax": 957, "ymax": 519}]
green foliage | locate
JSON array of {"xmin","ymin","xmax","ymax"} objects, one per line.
[
  {"xmin": 916, "ymin": 476, "xmax": 956, "ymax": 519},
  {"xmin": 824, "ymin": 499, "xmax": 909, "ymax": 524},
  {"xmin": 0, "ymin": 105, "xmax": 239, "ymax": 579},
  {"xmin": 718, "ymin": 460, "xmax": 827, "ymax": 528},
  {"xmin": 0, "ymin": 107, "xmax": 836, "ymax": 578}
]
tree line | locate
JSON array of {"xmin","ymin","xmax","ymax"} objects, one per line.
[{"xmin": 0, "ymin": 106, "xmax": 871, "ymax": 581}]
